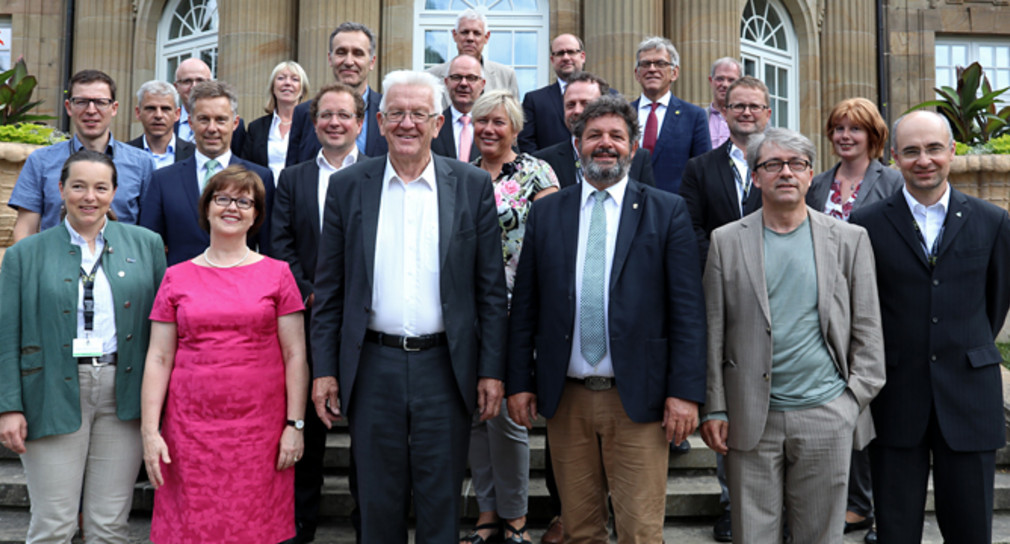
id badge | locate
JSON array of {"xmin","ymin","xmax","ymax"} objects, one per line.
[{"xmin": 72, "ymin": 337, "xmax": 103, "ymax": 357}]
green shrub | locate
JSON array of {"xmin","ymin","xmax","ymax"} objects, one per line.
[{"xmin": 0, "ymin": 123, "xmax": 68, "ymax": 145}]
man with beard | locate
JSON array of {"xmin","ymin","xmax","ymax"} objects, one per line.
[{"xmin": 507, "ymin": 94, "xmax": 706, "ymax": 543}]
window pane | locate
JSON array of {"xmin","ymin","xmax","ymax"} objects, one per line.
[
  {"xmin": 201, "ymin": 48, "xmax": 218, "ymax": 78},
  {"xmin": 425, "ymin": 0, "xmax": 451, "ymax": 8},
  {"xmin": 765, "ymin": 64, "xmax": 778, "ymax": 94},
  {"xmin": 487, "ymin": 32, "xmax": 512, "ymax": 65},
  {"xmin": 515, "ymin": 31, "xmax": 537, "ymax": 65},
  {"xmin": 936, "ymin": 68, "xmax": 952, "ymax": 89},
  {"xmin": 952, "ymin": 45, "xmax": 967, "ymax": 66},
  {"xmin": 777, "ymin": 67, "xmax": 787, "ymax": 97},
  {"xmin": 980, "ymin": 46, "xmax": 994, "ymax": 66},
  {"xmin": 513, "ymin": 0, "xmax": 538, "ymax": 9},
  {"xmin": 997, "ymin": 46, "xmax": 1009, "ymax": 67},
  {"xmin": 936, "ymin": 45, "xmax": 949, "ymax": 67},
  {"xmin": 744, "ymin": 58, "xmax": 757, "ymax": 77},
  {"xmin": 425, "ymin": 30, "xmax": 451, "ymax": 65},
  {"xmin": 516, "ymin": 67, "xmax": 537, "ymax": 98}
]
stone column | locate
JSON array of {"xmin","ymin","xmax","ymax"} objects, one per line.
[
  {"xmin": 73, "ymin": 0, "xmax": 136, "ymax": 139},
  {"xmin": 296, "ymin": 1, "xmax": 382, "ymax": 97},
  {"xmin": 218, "ymin": 1, "xmax": 297, "ymax": 124},
  {"xmin": 666, "ymin": 0, "xmax": 740, "ymax": 107},
  {"xmin": 583, "ymin": 0, "xmax": 664, "ymax": 98},
  {"xmin": 820, "ymin": 0, "xmax": 878, "ymax": 121},
  {"xmin": 381, "ymin": 0, "xmax": 412, "ymax": 73},
  {"xmin": 12, "ymin": 1, "xmax": 66, "ymax": 124}
]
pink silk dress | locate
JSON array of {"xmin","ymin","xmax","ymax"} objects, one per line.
[{"xmin": 148, "ymin": 258, "xmax": 304, "ymax": 544}]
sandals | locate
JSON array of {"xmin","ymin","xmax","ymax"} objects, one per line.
[
  {"xmin": 503, "ymin": 521, "xmax": 533, "ymax": 544},
  {"xmin": 461, "ymin": 522, "xmax": 502, "ymax": 544}
]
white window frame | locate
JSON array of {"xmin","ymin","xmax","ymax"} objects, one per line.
[
  {"xmin": 0, "ymin": 18, "xmax": 11, "ymax": 72},
  {"xmin": 413, "ymin": 0, "xmax": 550, "ymax": 99},
  {"xmin": 740, "ymin": 0, "xmax": 799, "ymax": 131},
  {"xmin": 935, "ymin": 36, "xmax": 1010, "ymax": 106},
  {"xmin": 157, "ymin": 0, "xmax": 219, "ymax": 82}
]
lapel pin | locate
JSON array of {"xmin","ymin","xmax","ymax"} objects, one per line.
[
  {"xmin": 675, "ymin": 110, "xmax": 681, "ymax": 115},
  {"xmin": 956, "ymin": 211, "xmax": 962, "ymax": 217},
  {"xmin": 126, "ymin": 257, "xmax": 136, "ymax": 263},
  {"xmin": 633, "ymin": 202, "xmax": 639, "ymax": 209},
  {"xmin": 117, "ymin": 271, "xmax": 125, "ymax": 278}
]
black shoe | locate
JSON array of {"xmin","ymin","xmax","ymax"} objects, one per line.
[
  {"xmin": 713, "ymin": 512, "xmax": 732, "ymax": 542},
  {"xmin": 864, "ymin": 529, "xmax": 878, "ymax": 544},
  {"xmin": 671, "ymin": 439, "xmax": 691, "ymax": 454},
  {"xmin": 845, "ymin": 515, "xmax": 874, "ymax": 533}
]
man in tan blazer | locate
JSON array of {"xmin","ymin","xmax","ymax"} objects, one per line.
[{"xmin": 701, "ymin": 127, "xmax": 885, "ymax": 544}]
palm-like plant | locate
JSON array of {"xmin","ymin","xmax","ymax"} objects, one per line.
[
  {"xmin": 906, "ymin": 61, "xmax": 1010, "ymax": 146},
  {"xmin": 0, "ymin": 57, "xmax": 54, "ymax": 125}
]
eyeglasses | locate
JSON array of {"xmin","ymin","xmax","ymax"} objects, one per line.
[
  {"xmin": 447, "ymin": 74, "xmax": 482, "ymax": 84},
  {"xmin": 212, "ymin": 195, "xmax": 255, "ymax": 209},
  {"xmin": 383, "ymin": 110, "xmax": 437, "ymax": 124},
  {"xmin": 896, "ymin": 144, "xmax": 950, "ymax": 160},
  {"xmin": 755, "ymin": 159, "xmax": 811, "ymax": 173},
  {"xmin": 551, "ymin": 48, "xmax": 583, "ymax": 58},
  {"xmin": 726, "ymin": 103, "xmax": 769, "ymax": 113},
  {"xmin": 318, "ymin": 110, "xmax": 357, "ymax": 122},
  {"xmin": 68, "ymin": 97, "xmax": 115, "ymax": 110},
  {"xmin": 637, "ymin": 60, "xmax": 673, "ymax": 70},
  {"xmin": 175, "ymin": 78, "xmax": 208, "ymax": 87}
]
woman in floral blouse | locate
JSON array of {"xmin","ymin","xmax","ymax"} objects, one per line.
[{"xmin": 460, "ymin": 89, "xmax": 558, "ymax": 544}]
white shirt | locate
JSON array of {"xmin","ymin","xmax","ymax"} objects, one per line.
[
  {"xmin": 558, "ymin": 79, "xmax": 568, "ymax": 98},
  {"xmin": 568, "ymin": 176, "xmax": 628, "ymax": 378},
  {"xmin": 195, "ymin": 149, "xmax": 231, "ymax": 194},
  {"xmin": 267, "ymin": 111, "xmax": 290, "ymax": 183},
  {"xmin": 636, "ymin": 90, "xmax": 671, "ymax": 144},
  {"xmin": 316, "ymin": 147, "xmax": 358, "ymax": 230},
  {"xmin": 178, "ymin": 108, "xmax": 195, "ymax": 143},
  {"xmin": 66, "ymin": 219, "xmax": 117, "ymax": 355},
  {"xmin": 142, "ymin": 133, "xmax": 178, "ymax": 171},
  {"xmin": 903, "ymin": 182, "xmax": 951, "ymax": 254},
  {"xmin": 450, "ymin": 106, "xmax": 473, "ymax": 161},
  {"xmin": 369, "ymin": 156, "xmax": 444, "ymax": 335}
]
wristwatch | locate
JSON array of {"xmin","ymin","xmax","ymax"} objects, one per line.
[{"xmin": 286, "ymin": 419, "xmax": 305, "ymax": 430}]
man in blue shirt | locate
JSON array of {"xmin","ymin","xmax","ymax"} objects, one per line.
[{"xmin": 9, "ymin": 70, "xmax": 153, "ymax": 242}]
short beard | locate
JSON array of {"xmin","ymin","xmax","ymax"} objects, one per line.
[{"xmin": 583, "ymin": 153, "xmax": 632, "ymax": 187}]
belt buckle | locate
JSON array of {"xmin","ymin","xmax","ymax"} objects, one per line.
[
  {"xmin": 89, "ymin": 356, "xmax": 110, "ymax": 367},
  {"xmin": 583, "ymin": 376, "xmax": 612, "ymax": 391},
  {"xmin": 401, "ymin": 336, "xmax": 422, "ymax": 352}
]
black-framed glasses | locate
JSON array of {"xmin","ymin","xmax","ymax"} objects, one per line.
[
  {"xmin": 383, "ymin": 110, "xmax": 438, "ymax": 124},
  {"xmin": 212, "ymin": 195, "xmax": 255, "ymax": 209},
  {"xmin": 726, "ymin": 103, "xmax": 769, "ymax": 113},
  {"xmin": 446, "ymin": 74, "xmax": 482, "ymax": 84},
  {"xmin": 68, "ymin": 97, "xmax": 115, "ymax": 110},
  {"xmin": 637, "ymin": 60, "xmax": 673, "ymax": 70},
  {"xmin": 755, "ymin": 159, "xmax": 811, "ymax": 173},
  {"xmin": 551, "ymin": 48, "xmax": 583, "ymax": 58}
]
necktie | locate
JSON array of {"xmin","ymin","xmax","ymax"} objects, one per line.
[
  {"xmin": 730, "ymin": 147, "xmax": 751, "ymax": 216},
  {"xmin": 201, "ymin": 158, "xmax": 219, "ymax": 194},
  {"xmin": 643, "ymin": 102, "xmax": 659, "ymax": 153},
  {"xmin": 580, "ymin": 190, "xmax": 608, "ymax": 366},
  {"xmin": 458, "ymin": 114, "xmax": 472, "ymax": 161}
]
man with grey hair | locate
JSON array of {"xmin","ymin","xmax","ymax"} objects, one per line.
[
  {"xmin": 631, "ymin": 36, "xmax": 710, "ymax": 194},
  {"xmin": 310, "ymin": 70, "xmax": 507, "ymax": 544},
  {"xmin": 707, "ymin": 57, "xmax": 743, "ymax": 148},
  {"xmin": 128, "ymin": 80, "xmax": 194, "ymax": 169},
  {"xmin": 508, "ymin": 94, "xmax": 706, "ymax": 543},
  {"xmin": 431, "ymin": 54, "xmax": 485, "ymax": 161},
  {"xmin": 850, "ymin": 110, "xmax": 1010, "ymax": 543},
  {"xmin": 427, "ymin": 8, "xmax": 519, "ymax": 107},
  {"xmin": 702, "ymin": 127, "xmax": 885, "ymax": 544},
  {"xmin": 140, "ymin": 80, "xmax": 274, "ymax": 265}
]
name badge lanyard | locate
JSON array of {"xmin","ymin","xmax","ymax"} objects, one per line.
[
  {"xmin": 729, "ymin": 152, "xmax": 751, "ymax": 217},
  {"xmin": 80, "ymin": 256, "xmax": 103, "ymax": 336}
]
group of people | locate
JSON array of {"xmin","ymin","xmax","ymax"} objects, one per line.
[{"xmin": 0, "ymin": 7, "xmax": 1008, "ymax": 544}]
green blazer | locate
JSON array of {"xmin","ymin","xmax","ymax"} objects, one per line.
[{"xmin": 0, "ymin": 221, "xmax": 166, "ymax": 441}]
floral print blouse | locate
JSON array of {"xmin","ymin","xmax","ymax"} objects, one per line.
[
  {"xmin": 473, "ymin": 152, "xmax": 560, "ymax": 295},
  {"xmin": 824, "ymin": 176, "xmax": 862, "ymax": 222}
]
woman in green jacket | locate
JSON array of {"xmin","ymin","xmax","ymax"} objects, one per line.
[{"xmin": 0, "ymin": 149, "xmax": 166, "ymax": 543}]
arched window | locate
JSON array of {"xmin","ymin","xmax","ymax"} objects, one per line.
[
  {"xmin": 740, "ymin": 0, "xmax": 798, "ymax": 130},
  {"xmin": 157, "ymin": 0, "xmax": 219, "ymax": 82},
  {"xmin": 415, "ymin": 0, "xmax": 549, "ymax": 98}
]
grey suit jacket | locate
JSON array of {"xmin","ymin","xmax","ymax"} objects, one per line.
[
  {"xmin": 428, "ymin": 58, "xmax": 519, "ymax": 109},
  {"xmin": 806, "ymin": 160, "xmax": 904, "ymax": 213},
  {"xmin": 310, "ymin": 154, "xmax": 508, "ymax": 416},
  {"xmin": 702, "ymin": 208, "xmax": 886, "ymax": 450}
]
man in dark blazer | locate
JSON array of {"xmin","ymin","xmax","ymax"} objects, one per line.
[
  {"xmin": 140, "ymin": 81, "xmax": 273, "ymax": 266},
  {"xmin": 517, "ymin": 33, "xmax": 586, "ymax": 153},
  {"xmin": 310, "ymin": 71, "xmax": 508, "ymax": 544},
  {"xmin": 533, "ymin": 71, "xmax": 655, "ymax": 189},
  {"xmin": 850, "ymin": 110, "xmax": 1010, "ymax": 544},
  {"xmin": 430, "ymin": 55, "xmax": 484, "ymax": 162},
  {"xmin": 630, "ymin": 37, "xmax": 710, "ymax": 194},
  {"xmin": 128, "ymin": 80, "xmax": 195, "ymax": 169},
  {"xmin": 286, "ymin": 22, "xmax": 387, "ymax": 166},
  {"xmin": 507, "ymin": 94, "xmax": 706, "ymax": 543}
]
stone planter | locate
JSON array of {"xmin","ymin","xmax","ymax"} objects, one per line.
[
  {"xmin": 0, "ymin": 141, "xmax": 43, "ymax": 266},
  {"xmin": 948, "ymin": 154, "xmax": 1010, "ymax": 213}
]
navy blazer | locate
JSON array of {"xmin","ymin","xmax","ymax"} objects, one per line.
[
  {"xmin": 138, "ymin": 154, "xmax": 275, "ymax": 266},
  {"xmin": 240, "ymin": 112, "xmax": 273, "ymax": 168},
  {"xmin": 310, "ymin": 154, "xmax": 508, "ymax": 416},
  {"xmin": 850, "ymin": 189, "xmax": 1010, "ymax": 451},
  {"xmin": 506, "ymin": 180, "xmax": 707, "ymax": 423},
  {"xmin": 806, "ymin": 160, "xmax": 905, "ymax": 213},
  {"xmin": 533, "ymin": 139, "xmax": 655, "ymax": 189},
  {"xmin": 430, "ymin": 106, "xmax": 481, "ymax": 162},
  {"xmin": 173, "ymin": 116, "xmax": 246, "ymax": 156},
  {"xmin": 285, "ymin": 87, "xmax": 387, "ymax": 166},
  {"xmin": 680, "ymin": 140, "xmax": 762, "ymax": 266},
  {"xmin": 631, "ymin": 94, "xmax": 711, "ymax": 194},
  {"xmin": 126, "ymin": 135, "xmax": 195, "ymax": 163},
  {"xmin": 517, "ymin": 82, "xmax": 567, "ymax": 153}
]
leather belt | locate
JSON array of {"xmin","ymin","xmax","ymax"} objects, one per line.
[
  {"xmin": 365, "ymin": 330, "xmax": 448, "ymax": 352},
  {"xmin": 78, "ymin": 353, "xmax": 117, "ymax": 366},
  {"xmin": 567, "ymin": 376, "xmax": 615, "ymax": 391}
]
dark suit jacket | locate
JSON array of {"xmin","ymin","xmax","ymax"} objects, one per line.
[
  {"xmin": 310, "ymin": 154, "xmax": 508, "ymax": 416},
  {"xmin": 126, "ymin": 135, "xmax": 196, "ymax": 163},
  {"xmin": 285, "ymin": 87, "xmax": 386, "ymax": 166},
  {"xmin": 631, "ymin": 94, "xmax": 711, "ymax": 194},
  {"xmin": 850, "ymin": 188, "xmax": 1010, "ymax": 451},
  {"xmin": 430, "ymin": 107, "xmax": 481, "ymax": 162},
  {"xmin": 173, "ymin": 115, "xmax": 246, "ymax": 156},
  {"xmin": 533, "ymin": 140, "xmax": 655, "ymax": 189},
  {"xmin": 806, "ymin": 160, "xmax": 905, "ymax": 213},
  {"xmin": 240, "ymin": 112, "xmax": 274, "ymax": 168},
  {"xmin": 138, "ymin": 154, "xmax": 275, "ymax": 266},
  {"xmin": 680, "ymin": 140, "xmax": 762, "ymax": 265},
  {"xmin": 518, "ymin": 82, "xmax": 567, "ymax": 153},
  {"xmin": 506, "ymin": 180, "xmax": 707, "ymax": 423}
]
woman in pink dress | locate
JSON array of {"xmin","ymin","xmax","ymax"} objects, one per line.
[{"xmin": 140, "ymin": 165, "xmax": 308, "ymax": 544}]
